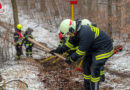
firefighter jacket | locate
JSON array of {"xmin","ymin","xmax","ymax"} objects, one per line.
[
  {"xmin": 22, "ymin": 33, "xmax": 34, "ymax": 47},
  {"xmin": 59, "ymin": 25, "xmax": 113, "ymax": 62},
  {"xmin": 14, "ymin": 29, "xmax": 22, "ymax": 46}
]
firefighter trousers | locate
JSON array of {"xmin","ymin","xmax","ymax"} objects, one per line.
[
  {"xmin": 25, "ymin": 46, "xmax": 32, "ymax": 57},
  {"xmin": 15, "ymin": 45, "xmax": 22, "ymax": 59},
  {"xmin": 82, "ymin": 54, "xmax": 108, "ymax": 90}
]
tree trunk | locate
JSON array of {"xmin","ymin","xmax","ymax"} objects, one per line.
[
  {"xmin": 11, "ymin": 0, "xmax": 19, "ymax": 28},
  {"xmin": 107, "ymin": 0, "xmax": 112, "ymax": 38},
  {"xmin": 87, "ymin": 0, "xmax": 93, "ymax": 19},
  {"xmin": 116, "ymin": 0, "xmax": 121, "ymax": 39},
  {"xmin": 126, "ymin": 1, "xmax": 130, "ymax": 41}
]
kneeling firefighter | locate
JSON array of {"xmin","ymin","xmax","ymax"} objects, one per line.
[{"xmin": 50, "ymin": 19, "xmax": 113, "ymax": 90}]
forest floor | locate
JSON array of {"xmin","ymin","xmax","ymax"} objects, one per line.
[
  {"xmin": 0, "ymin": 53, "xmax": 130, "ymax": 90},
  {"xmin": 40, "ymin": 52, "xmax": 130, "ymax": 90}
]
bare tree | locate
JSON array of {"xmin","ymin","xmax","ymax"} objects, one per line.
[
  {"xmin": 126, "ymin": 0, "xmax": 130, "ymax": 40},
  {"xmin": 107, "ymin": 0, "xmax": 112, "ymax": 37},
  {"xmin": 11, "ymin": 0, "xmax": 19, "ymax": 28},
  {"xmin": 87, "ymin": 0, "xmax": 93, "ymax": 19}
]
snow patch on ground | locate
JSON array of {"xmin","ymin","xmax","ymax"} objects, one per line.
[
  {"xmin": 107, "ymin": 50, "xmax": 130, "ymax": 73},
  {"xmin": 0, "ymin": 60, "xmax": 46, "ymax": 90}
]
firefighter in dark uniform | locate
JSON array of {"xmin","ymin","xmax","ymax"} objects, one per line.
[
  {"xmin": 14, "ymin": 24, "xmax": 23, "ymax": 60},
  {"xmin": 50, "ymin": 19, "xmax": 113, "ymax": 90},
  {"xmin": 22, "ymin": 28, "xmax": 34, "ymax": 57}
]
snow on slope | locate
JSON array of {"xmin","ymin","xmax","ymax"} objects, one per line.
[
  {"xmin": 0, "ymin": 61, "xmax": 46, "ymax": 90},
  {"xmin": 0, "ymin": 1, "xmax": 58, "ymax": 89}
]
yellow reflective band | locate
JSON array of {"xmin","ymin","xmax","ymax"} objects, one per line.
[
  {"xmin": 95, "ymin": 28, "xmax": 97, "ymax": 38},
  {"xmin": 100, "ymin": 71, "xmax": 105, "ymax": 75},
  {"xmin": 83, "ymin": 74, "xmax": 91, "ymax": 80},
  {"xmin": 29, "ymin": 52, "xmax": 32, "ymax": 54},
  {"xmin": 91, "ymin": 77, "xmax": 100, "ymax": 82},
  {"xmin": 23, "ymin": 37, "xmax": 25, "ymax": 39},
  {"xmin": 58, "ymin": 43, "xmax": 62, "ymax": 46},
  {"xmin": 70, "ymin": 47, "xmax": 76, "ymax": 50},
  {"xmin": 60, "ymin": 40, "xmax": 63, "ymax": 42},
  {"xmin": 65, "ymin": 37, "xmax": 74, "ymax": 49},
  {"xmin": 89, "ymin": 25, "xmax": 100, "ymax": 39},
  {"xmin": 95, "ymin": 28, "xmax": 99, "ymax": 38},
  {"xmin": 76, "ymin": 49, "xmax": 86, "ymax": 56},
  {"xmin": 19, "ymin": 42, "xmax": 22, "ymax": 45},
  {"xmin": 26, "ymin": 52, "xmax": 30, "ymax": 54},
  {"xmin": 70, "ymin": 46, "xmax": 78, "ymax": 50},
  {"xmin": 96, "ymin": 50, "xmax": 114, "ymax": 60},
  {"xmin": 26, "ymin": 44, "xmax": 30, "ymax": 46},
  {"xmin": 97, "ymin": 28, "xmax": 99, "ymax": 38}
]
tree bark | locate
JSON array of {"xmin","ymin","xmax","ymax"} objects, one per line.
[
  {"xmin": 87, "ymin": 0, "xmax": 93, "ymax": 19},
  {"xmin": 126, "ymin": 1, "xmax": 130, "ymax": 40},
  {"xmin": 116, "ymin": 0, "xmax": 121, "ymax": 38},
  {"xmin": 11, "ymin": 0, "xmax": 19, "ymax": 28},
  {"xmin": 107, "ymin": 0, "xmax": 112, "ymax": 38}
]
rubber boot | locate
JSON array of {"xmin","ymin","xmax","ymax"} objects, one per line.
[
  {"xmin": 90, "ymin": 82, "xmax": 99, "ymax": 90},
  {"xmin": 84, "ymin": 80, "xmax": 90, "ymax": 90},
  {"xmin": 100, "ymin": 74, "xmax": 105, "ymax": 82}
]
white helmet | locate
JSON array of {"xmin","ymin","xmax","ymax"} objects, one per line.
[
  {"xmin": 60, "ymin": 19, "xmax": 76, "ymax": 37},
  {"xmin": 81, "ymin": 19, "xmax": 92, "ymax": 25}
]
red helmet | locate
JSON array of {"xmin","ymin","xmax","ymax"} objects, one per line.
[{"xmin": 59, "ymin": 32, "xmax": 64, "ymax": 39}]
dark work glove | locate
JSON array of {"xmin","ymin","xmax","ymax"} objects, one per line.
[
  {"xmin": 50, "ymin": 49, "xmax": 56, "ymax": 55},
  {"xmin": 50, "ymin": 47, "xmax": 64, "ymax": 55},
  {"xmin": 65, "ymin": 57, "xmax": 73, "ymax": 65}
]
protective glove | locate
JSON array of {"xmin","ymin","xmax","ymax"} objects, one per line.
[
  {"xmin": 50, "ymin": 47, "xmax": 64, "ymax": 55},
  {"xmin": 50, "ymin": 49, "xmax": 56, "ymax": 55},
  {"xmin": 65, "ymin": 57, "xmax": 73, "ymax": 65}
]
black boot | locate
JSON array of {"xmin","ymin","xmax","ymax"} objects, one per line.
[
  {"xmin": 90, "ymin": 82, "xmax": 99, "ymax": 90},
  {"xmin": 84, "ymin": 80, "xmax": 90, "ymax": 90},
  {"xmin": 100, "ymin": 74, "xmax": 105, "ymax": 82}
]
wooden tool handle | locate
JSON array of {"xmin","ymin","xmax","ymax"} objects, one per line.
[{"xmin": 28, "ymin": 38, "xmax": 66, "ymax": 60}]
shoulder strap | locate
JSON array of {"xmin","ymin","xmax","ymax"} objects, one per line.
[{"xmin": 15, "ymin": 31, "xmax": 22, "ymax": 38}]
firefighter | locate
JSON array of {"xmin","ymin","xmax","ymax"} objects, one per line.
[
  {"xmin": 14, "ymin": 24, "xmax": 23, "ymax": 60},
  {"xmin": 50, "ymin": 19, "xmax": 113, "ymax": 90},
  {"xmin": 22, "ymin": 28, "xmax": 34, "ymax": 57}
]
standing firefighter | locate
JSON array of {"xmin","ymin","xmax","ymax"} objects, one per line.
[
  {"xmin": 23, "ymin": 28, "xmax": 34, "ymax": 57},
  {"xmin": 14, "ymin": 24, "xmax": 23, "ymax": 60},
  {"xmin": 50, "ymin": 19, "xmax": 113, "ymax": 90}
]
